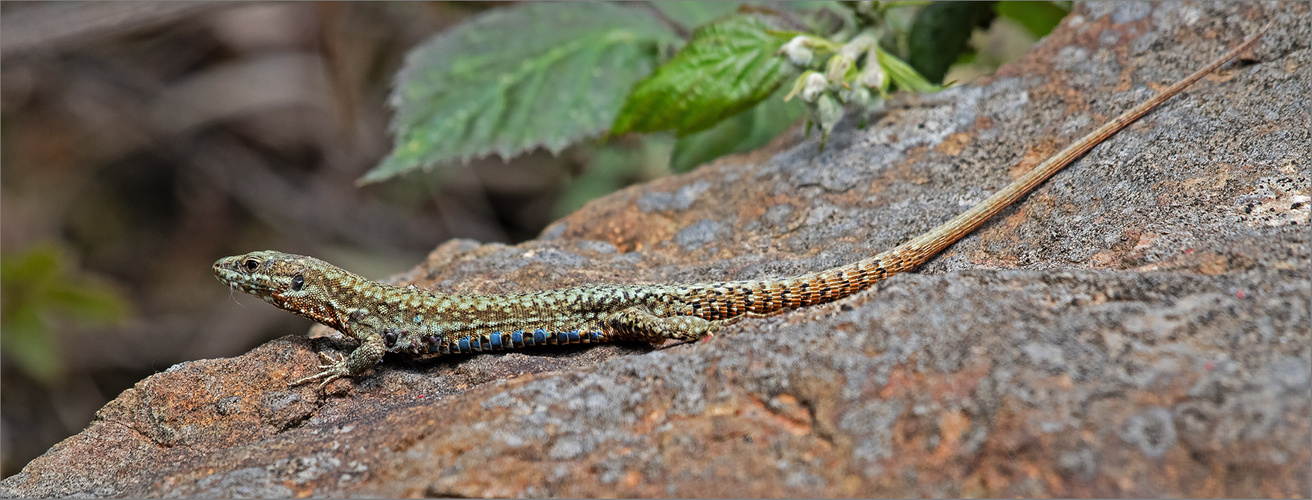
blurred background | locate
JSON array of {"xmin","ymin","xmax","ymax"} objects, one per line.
[{"xmin": 0, "ymin": 1, "xmax": 1049, "ymax": 477}]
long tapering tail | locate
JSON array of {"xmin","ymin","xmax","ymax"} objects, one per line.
[{"xmin": 676, "ymin": 25, "xmax": 1268, "ymax": 321}]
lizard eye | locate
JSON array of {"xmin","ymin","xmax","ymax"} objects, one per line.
[
  {"xmin": 243, "ymin": 258, "xmax": 260, "ymax": 271},
  {"xmin": 291, "ymin": 274, "xmax": 304, "ymax": 291}
]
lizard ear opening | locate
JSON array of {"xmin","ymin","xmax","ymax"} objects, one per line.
[{"xmin": 291, "ymin": 274, "xmax": 305, "ymax": 291}]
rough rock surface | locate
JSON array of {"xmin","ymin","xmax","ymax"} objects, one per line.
[{"xmin": 3, "ymin": 2, "xmax": 1308, "ymax": 498}]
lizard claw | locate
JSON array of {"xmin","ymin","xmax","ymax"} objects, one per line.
[
  {"xmin": 315, "ymin": 351, "xmax": 346, "ymax": 369},
  {"xmin": 291, "ymin": 351, "xmax": 350, "ymax": 389}
]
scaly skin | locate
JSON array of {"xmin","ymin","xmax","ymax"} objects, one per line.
[{"xmin": 214, "ymin": 28, "xmax": 1266, "ymax": 389}]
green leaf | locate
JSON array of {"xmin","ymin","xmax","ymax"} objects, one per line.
[
  {"xmin": 995, "ymin": 1, "xmax": 1070, "ymax": 39},
  {"xmin": 671, "ymin": 85, "xmax": 804, "ymax": 171},
  {"xmin": 881, "ymin": 1, "xmax": 933, "ymax": 9},
  {"xmin": 649, "ymin": 1, "xmax": 745, "ymax": 31},
  {"xmin": 611, "ymin": 13, "xmax": 797, "ymax": 137},
  {"xmin": 653, "ymin": 2, "xmax": 839, "ymax": 33},
  {"xmin": 876, "ymin": 46, "xmax": 942, "ymax": 93},
  {"xmin": 765, "ymin": 29, "xmax": 807, "ymax": 41},
  {"xmin": 364, "ymin": 2, "xmax": 678, "ymax": 184},
  {"xmin": 907, "ymin": 1, "xmax": 997, "ymax": 84}
]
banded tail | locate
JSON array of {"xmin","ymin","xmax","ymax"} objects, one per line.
[{"xmin": 672, "ymin": 26, "xmax": 1268, "ymax": 322}]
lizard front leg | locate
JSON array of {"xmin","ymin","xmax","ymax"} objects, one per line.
[{"xmin": 291, "ymin": 331, "xmax": 386, "ymax": 389}]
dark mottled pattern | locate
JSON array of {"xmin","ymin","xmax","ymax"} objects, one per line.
[
  {"xmin": 211, "ymin": 246, "xmax": 913, "ymax": 387},
  {"xmin": 211, "ymin": 250, "xmax": 901, "ymax": 352},
  {"xmin": 212, "ymin": 30, "xmax": 1264, "ymax": 388}
]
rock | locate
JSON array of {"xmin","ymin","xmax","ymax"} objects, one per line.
[{"xmin": 3, "ymin": 2, "xmax": 1307, "ymax": 497}]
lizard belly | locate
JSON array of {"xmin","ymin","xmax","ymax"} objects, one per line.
[{"xmin": 390, "ymin": 322, "xmax": 613, "ymax": 355}]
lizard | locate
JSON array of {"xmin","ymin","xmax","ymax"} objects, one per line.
[{"xmin": 214, "ymin": 27, "xmax": 1266, "ymax": 389}]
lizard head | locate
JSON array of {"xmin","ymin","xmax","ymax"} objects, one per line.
[{"xmin": 214, "ymin": 251, "xmax": 344, "ymax": 323}]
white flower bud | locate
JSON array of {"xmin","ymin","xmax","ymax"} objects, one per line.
[
  {"xmin": 825, "ymin": 54, "xmax": 853, "ymax": 85},
  {"xmin": 779, "ymin": 36, "xmax": 814, "ymax": 67},
  {"xmin": 838, "ymin": 32, "xmax": 876, "ymax": 62},
  {"xmin": 800, "ymin": 72, "xmax": 828, "ymax": 103},
  {"xmin": 858, "ymin": 61, "xmax": 886, "ymax": 90},
  {"xmin": 839, "ymin": 86, "xmax": 871, "ymax": 108},
  {"xmin": 816, "ymin": 93, "xmax": 842, "ymax": 134}
]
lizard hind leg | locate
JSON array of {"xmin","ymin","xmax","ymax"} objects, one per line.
[{"xmin": 603, "ymin": 306, "xmax": 721, "ymax": 345}]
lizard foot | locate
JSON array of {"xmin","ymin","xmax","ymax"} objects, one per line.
[
  {"xmin": 657, "ymin": 332, "xmax": 713, "ymax": 350},
  {"xmin": 290, "ymin": 351, "xmax": 350, "ymax": 389}
]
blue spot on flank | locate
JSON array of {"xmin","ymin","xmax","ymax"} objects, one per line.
[
  {"xmin": 414, "ymin": 315, "xmax": 422, "ymax": 323},
  {"xmin": 490, "ymin": 333, "xmax": 503, "ymax": 349},
  {"xmin": 534, "ymin": 329, "xmax": 547, "ymax": 344},
  {"xmin": 471, "ymin": 337, "xmax": 482, "ymax": 352},
  {"xmin": 590, "ymin": 332, "xmax": 601, "ymax": 342},
  {"xmin": 511, "ymin": 331, "xmax": 524, "ymax": 347},
  {"xmin": 458, "ymin": 337, "xmax": 470, "ymax": 353},
  {"xmin": 567, "ymin": 331, "xmax": 580, "ymax": 343}
]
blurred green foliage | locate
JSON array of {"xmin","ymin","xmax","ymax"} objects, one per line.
[
  {"xmin": 996, "ymin": 1, "xmax": 1072, "ymax": 38},
  {"xmin": 372, "ymin": 1, "xmax": 1070, "ymax": 214},
  {"xmin": 1, "ymin": 244, "xmax": 128, "ymax": 384},
  {"xmin": 365, "ymin": 2, "xmax": 678, "ymax": 184},
  {"xmin": 908, "ymin": 2, "xmax": 997, "ymax": 84},
  {"xmin": 910, "ymin": 1, "xmax": 1072, "ymax": 83},
  {"xmin": 671, "ymin": 84, "xmax": 804, "ymax": 172},
  {"xmin": 554, "ymin": 135, "xmax": 675, "ymax": 217},
  {"xmin": 648, "ymin": 1, "xmax": 745, "ymax": 31}
]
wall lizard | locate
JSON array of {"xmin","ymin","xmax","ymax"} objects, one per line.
[{"xmin": 215, "ymin": 28, "xmax": 1266, "ymax": 389}]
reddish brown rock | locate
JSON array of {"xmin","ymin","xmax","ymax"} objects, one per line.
[{"xmin": 3, "ymin": 2, "xmax": 1308, "ymax": 498}]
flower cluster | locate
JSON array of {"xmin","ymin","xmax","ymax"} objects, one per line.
[{"xmin": 779, "ymin": 32, "xmax": 892, "ymax": 148}]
